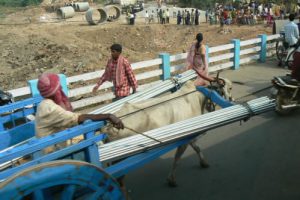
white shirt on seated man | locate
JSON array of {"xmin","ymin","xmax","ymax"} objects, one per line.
[{"xmin": 284, "ymin": 13, "xmax": 299, "ymax": 47}]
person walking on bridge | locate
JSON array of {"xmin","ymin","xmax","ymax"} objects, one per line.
[
  {"xmin": 186, "ymin": 33, "xmax": 215, "ymax": 86},
  {"xmin": 93, "ymin": 44, "xmax": 138, "ymax": 101}
]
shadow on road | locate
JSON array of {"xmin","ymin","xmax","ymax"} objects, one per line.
[{"xmin": 126, "ymin": 110, "xmax": 300, "ymax": 200}]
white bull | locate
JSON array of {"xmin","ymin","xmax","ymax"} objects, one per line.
[{"xmin": 103, "ymin": 79, "xmax": 233, "ymax": 186}]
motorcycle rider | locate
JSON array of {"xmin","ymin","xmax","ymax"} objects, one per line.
[
  {"xmin": 284, "ymin": 13, "xmax": 299, "ymax": 48},
  {"xmin": 281, "ymin": 13, "xmax": 299, "ymax": 68}
]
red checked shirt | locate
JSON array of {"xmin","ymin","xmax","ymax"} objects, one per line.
[{"xmin": 97, "ymin": 58, "xmax": 138, "ymax": 97}]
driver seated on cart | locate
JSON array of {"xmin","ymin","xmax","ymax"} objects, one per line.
[{"xmin": 35, "ymin": 73, "xmax": 124, "ymax": 154}]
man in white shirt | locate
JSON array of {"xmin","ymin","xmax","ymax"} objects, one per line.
[
  {"xmin": 284, "ymin": 14, "xmax": 299, "ymax": 47},
  {"xmin": 166, "ymin": 8, "xmax": 170, "ymax": 23},
  {"xmin": 144, "ymin": 10, "xmax": 149, "ymax": 24},
  {"xmin": 280, "ymin": 14, "xmax": 299, "ymax": 67},
  {"xmin": 258, "ymin": 4, "xmax": 263, "ymax": 14}
]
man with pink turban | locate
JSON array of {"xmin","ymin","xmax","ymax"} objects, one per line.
[
  {"xmin": 35, "ymin": 73, "xmax": 124, "ymax": 148},
  {"xmin": 35, "ymin": 73, "xmax": 131, "ymax": 198}
]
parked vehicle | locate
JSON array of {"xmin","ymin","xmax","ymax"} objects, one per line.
[{"xmin": 271, "ymin": 75, "xmax": 300, "ymax": 115}]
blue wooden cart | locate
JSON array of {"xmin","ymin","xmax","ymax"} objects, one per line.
[{"xmin": 0, "ymin": 84, "xmax": 234, "ymax": 199}]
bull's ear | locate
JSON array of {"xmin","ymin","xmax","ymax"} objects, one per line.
[{"xmin": 219, "ymin": 79, "xmax": 225, "ymax": 86}]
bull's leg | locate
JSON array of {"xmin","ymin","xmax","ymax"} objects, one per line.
[
  {"xmin": 189, "ymin": 140, "xmax": 210, "ymax": 168},
  {"xmin": 167, "ymin": 144, "xmax": 189, "ymax": 187}
]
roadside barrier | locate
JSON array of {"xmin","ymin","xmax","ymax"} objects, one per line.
[{"xmin": 6, "ymin": 34, "xmax": 280, "ymax": 111}]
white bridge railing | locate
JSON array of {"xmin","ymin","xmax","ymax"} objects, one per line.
[{"xmin": 7, "ymin": 34, "xmax": 280, "ymax": 111}]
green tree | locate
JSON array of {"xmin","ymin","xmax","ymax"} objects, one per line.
[{"xmin": 0, "ymin": 0, "xmax": 42, "ymax": 7}]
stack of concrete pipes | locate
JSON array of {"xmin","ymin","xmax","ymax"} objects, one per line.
[
  {"xmin": 56, "ymin": 2, "xmax": 91, "ymax": 19},
  {"xmin": 85, "ymin": 5, "xmax": 121, "ymax": 25},
  {"xmin": 56, "ymin": 3, "xmax": 121, "ymax": 25}
]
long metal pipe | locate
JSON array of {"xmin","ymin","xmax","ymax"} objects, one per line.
[
  {"xmin": 100, "ymin": 99, "xmax": 273, "ymax": 153},
  {"xmin": 100, "ymin": 101, "xmax": 272, "ymax": 155},
  {"xmin": 100, "ymin": 109, "xmax": 272, "ymax": 162},
  {"xmin": 99, "ymin": 97, "xmax": 275, "ymax": 162},
  {"xmin": 100, "ymin": 98, "xmax": 273, "ymax": 153}
]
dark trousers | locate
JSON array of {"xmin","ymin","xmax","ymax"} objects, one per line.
[{"xmin": 292, "ymin": 52, "xmax": 300, "ymax": 81}]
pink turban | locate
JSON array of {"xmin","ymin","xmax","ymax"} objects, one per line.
[{"xmin": 37, "ymin": 73, "xmax": 73, "ymax": 111}]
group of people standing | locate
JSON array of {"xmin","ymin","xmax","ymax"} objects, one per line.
[
  {"xmin": 144, "ymin": 9, "xmax": 170, "ymax": 24},
  {"xmin": 177, "ymin": 9, "xmax": 200, "ymax": 25}
]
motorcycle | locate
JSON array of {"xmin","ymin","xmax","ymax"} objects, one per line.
[{"xmin": 271, "ymin": 75, "xmax": 300, "ymax": 115}]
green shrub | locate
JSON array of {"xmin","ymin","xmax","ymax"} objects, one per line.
[{"xmin": 0, "ymin": 0, "xmax": 42, "ymax": 7}]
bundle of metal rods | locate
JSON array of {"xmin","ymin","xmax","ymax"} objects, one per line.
[
  {"xmin": 99, "ymin": 97, "xmax": 275, "ymax": 162},
  {"xmin": 89, "ymin": 70, "xmax": 197, "ymax": 114}
]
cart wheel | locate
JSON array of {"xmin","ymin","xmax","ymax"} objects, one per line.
[{"xmin": 0, "ymin": 160, "xmax": 124, "ymax": 200}]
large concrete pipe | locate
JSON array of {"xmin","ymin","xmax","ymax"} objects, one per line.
[
  {"xmin": 57, "ymin": 6, "xmax": 75, "ymax": 19},
  {"xmin": 85, "ymin": 8, "xmax": 108, "ymax": 25},
  {"xmin": 104, "ymin": 5, "xmax": 121, "ymax": 20},
  {"xmin": 75, "ymin": 2, "xmax": 90, "ymax": 12}
]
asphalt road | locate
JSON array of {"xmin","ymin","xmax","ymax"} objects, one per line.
[{"xmin": 125, "ymin": 61, "xmax": 300, "ymax": 200}]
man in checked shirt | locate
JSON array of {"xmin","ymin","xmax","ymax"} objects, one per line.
[{"xmin": 93, "ymin": 44, "xmax": 138, "ymax": 100}]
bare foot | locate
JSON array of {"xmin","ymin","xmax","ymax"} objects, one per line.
[
  {"xmin": 167, "ymin": 177, "xmax": 178, "ymax": 187},
  {"xmin": 200, "ymin": 160, "xmax": 210, "ymax": 168}
]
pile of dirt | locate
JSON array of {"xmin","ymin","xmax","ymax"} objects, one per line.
[{"xmin": 0, "ymin": 6, "xmax": 272, "ymax": 90}]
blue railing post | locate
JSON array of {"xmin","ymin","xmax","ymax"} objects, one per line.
[
  {"xmin": 258, "ymin": 34, "xmax": 267, "ymax": 62},
  {"xmin": 231, "ymin": 39, "xmax": 240, "ymax": 70},
  {"xmin": 206, "ymin": 45, "xmax": 210, "ymax": 65},
  {"xmin": 159, "ymin": 53, "xmax": 171, "ymax": 80},
  {"xmin": 0, "ymin": 123, "xmax": 4, "ymax": 131},
  {"xmin": 84, "ymin": 131, "xmax": 101, "ymax": 167},
  {"xmin": 28, "ymin": 74, "xmax": 68, "ymax": 97}
]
